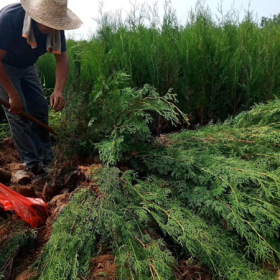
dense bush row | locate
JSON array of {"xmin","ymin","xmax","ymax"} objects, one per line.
[{"xmin": 38, "ymin": 1, "xmax": 280, "ymax": 125}]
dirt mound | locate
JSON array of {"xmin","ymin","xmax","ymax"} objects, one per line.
[{"xmin": 0, "ymin": 138, "xmax": 20, "ymax": 166}]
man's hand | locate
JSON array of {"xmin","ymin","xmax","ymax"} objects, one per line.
[
  {"xmin": 50, "ymin": 90, "xmax": 66, "ymax": 112},
  {"xmin": 9, "ymin": 93, "xmax": 23, "ymax": 115},
  {"xmin": 53, "ymin": 52, "xmax": 69, "ymax": 112}
]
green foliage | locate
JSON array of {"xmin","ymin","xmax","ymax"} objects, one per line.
[
  {"xmin": 36, "ymin": 53, "xmax": 56, "ymax": 97},
  {"xmin": 37, "ymin": 1, "xmax": 280, "ymax": 125},
  {"xmin": 36, "ymin": 168, "xmax": 176, "ymax": 280},
  {"xmin": 0, "ymin": 218, "xmax": 37, "ymax": 279},
  {"xmin": 34, "ymin": 98, "xmax": 280, "ymax": 279},
  {"xmin": 0, "ymin": 123, "xmax": 10, "ymax": 141},
  {"xmin": 232, "ymin": 97, "xmax": 280, "ymax": 127},
  {"xmin": 95, "ymin": 77, "xmax": 188, "ymax": 165},
  {"xmin": 261, "ymin": 14, "xmax": 280, "ymax": 27},
  {"xmin": 132, "ymin": 98, "xmax": 280, "ymax": 267},
  {"xmin": 55, "ymin": 72, "xmax": 187, "ymax": 161},
  {"xmin": 48, "ymin": 109, "xmax": 63, "ymax": 132},
  {"xmin": 35, "ymin": 188, "xmax": 98, "ymax": 279},
  {"xmin": 33, "ymin": 2, "xmax": 280, "ymax": 279},
  {"xmin": 36, "ymin": 166, "xmax": 275, "ymax": 280}
]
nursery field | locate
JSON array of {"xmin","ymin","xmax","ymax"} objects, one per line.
[{"xmin": 1, "ymin": 2, "xmax": 280, "ymax": 280}]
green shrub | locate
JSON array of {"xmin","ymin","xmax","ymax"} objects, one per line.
[
  {"xmin": 0, "ymin": 219, "xmax": 37, "ymax": 279},
  {"xmin": 54, "ymin": 72, "xmax": 187, "ymax": 160},
  {"xmin": 37, "ymin": 1, "xmax": 280, "ymax": 125}
]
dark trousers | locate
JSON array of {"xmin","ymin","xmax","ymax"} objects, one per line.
[{"xmin": 0, "ymin": 64, "xmax": 53, "ymax": 168}]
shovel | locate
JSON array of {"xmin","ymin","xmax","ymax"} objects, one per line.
[{"xmin": 0, "ymin": 97, "xmax": 57, "ymax": 136}]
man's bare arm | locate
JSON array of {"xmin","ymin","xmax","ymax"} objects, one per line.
[
  {"xmin": 0, "ymin": 49, "xmax": 22, "ymax": 115},
  {"xmin": 50, "ymin": 52, "xmax": 69, "ymax": 112}
]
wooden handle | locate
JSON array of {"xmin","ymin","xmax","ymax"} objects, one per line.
[{"xmin": 0, "ymin": 98, "xmax": 57, "ymax": 136}]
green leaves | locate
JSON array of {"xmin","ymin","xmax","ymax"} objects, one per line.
[
  {"xmin": 36, "ymin": 188, "xmax": 98, "ymax": 280},
  {"xmin": 87, "ymin": 74, "xmax": 188, "ymax": 165},
  {"xmin": 37, "ymin": 151, "xmax": 278, "ymax": 279},
  {"xmin": 36, "ymin": 168, "xmax": 178, "ymax": 280},
  {"xmin": 0, "ymin": 219, "xmax": 37, "ymax": 279},
  {"xmin": 135, "ymin": 98, "xmax": 280, "ymax": 267}
]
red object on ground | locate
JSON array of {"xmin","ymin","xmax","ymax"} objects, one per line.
[{"xmin": 0, "ymin": 183, "xmax": 48, "ymax": 228}]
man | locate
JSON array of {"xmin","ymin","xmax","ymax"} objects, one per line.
[{"xmin": 0, "ymin": 0, "xmax": 82, "ymax": 174}]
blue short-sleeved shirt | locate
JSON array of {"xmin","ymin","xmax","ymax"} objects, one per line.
[{"xmin": 0, "ymin": 3, "xmax": 67, "ymax": 68}]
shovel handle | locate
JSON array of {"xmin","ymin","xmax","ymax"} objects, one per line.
[{"xmin": 0, "ymin": 98, "xmax": 57, "ymax": 136}]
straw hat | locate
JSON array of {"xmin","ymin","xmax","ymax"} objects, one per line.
[{"xmin": 20, "ymin": 0, "xmax": 83, "ymax": 30}]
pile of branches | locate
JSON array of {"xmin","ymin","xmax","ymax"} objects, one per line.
[
  {"xmin": 0, "ymin": 216, "xmax": 36, "ymax": 279},
  {"xmin": 33, "ymin": 89, "xmax": 280, "ymax": 280}
]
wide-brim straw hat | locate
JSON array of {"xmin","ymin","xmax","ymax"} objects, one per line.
[{"xmin": 21, "ymin": 0, "xmax": 83, "ymax": 30}]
